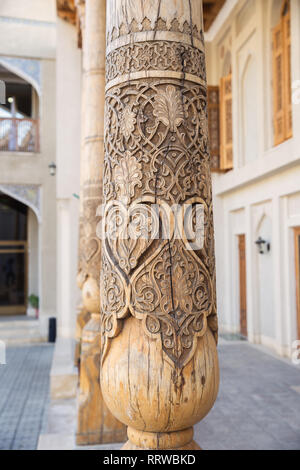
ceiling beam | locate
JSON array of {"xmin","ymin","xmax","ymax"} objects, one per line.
[
  {"xmin": 56, "ymin": 0, "xmax": 76, "ymax": 25},
  {"xmin": 203, "ymin": 0, "xmax": 226, "ymax": 31}
]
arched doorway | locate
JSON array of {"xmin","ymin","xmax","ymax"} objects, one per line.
[{"xmin": 0, "ymin": 193, "xmax": 28, "ymax": 315}]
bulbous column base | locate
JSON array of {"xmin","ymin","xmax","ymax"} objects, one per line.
[
  {"xmin": 122, "ymin": 427, "xmax": 201, "ymax": 450},
  {"xmin": 76, "ymin": 312, "xmax": 127, "ymax": 446},
  {"xmin": 74, "ymin": 306, "xmax": 91, "ymax": 368}
]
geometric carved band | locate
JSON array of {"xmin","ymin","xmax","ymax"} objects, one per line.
[{"xmin": 106, "ymin": 41, "xmax": 206, "ymax": 87}]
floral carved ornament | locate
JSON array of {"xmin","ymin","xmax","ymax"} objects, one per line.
[{"xmin": 101, "ymin": 80, "xmax": 218, "ymax": 370}]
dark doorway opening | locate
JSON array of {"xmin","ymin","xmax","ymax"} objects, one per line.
[{"xmin": 0, "ymin": 193, "xmax": 27, "ymax": 315}]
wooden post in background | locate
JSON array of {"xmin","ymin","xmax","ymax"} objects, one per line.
[
  {"xmin": 76, "ymin": 0, "xmax": 126, "ymax": 446},
  {"xmin": 101, "ymin": 0, "xmax": 219, "ymax": 450},
  {"xmin": 74, "ymin": 0, "xmax": 90, "ymax": 370}
]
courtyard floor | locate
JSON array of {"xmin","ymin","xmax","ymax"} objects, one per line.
[
  {"xmin": 0, "ymin": 344, "xmax": 54, "ymax": 450},
  {"xmin": 0, "ymin": 340, "xmax": 299, "ymax": 450},
  {"xmin": 197, "ymin": 340, "xmax": 300, "ymax": 450}
]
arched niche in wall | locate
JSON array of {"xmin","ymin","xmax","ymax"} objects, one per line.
[
  {"xmin": 0, "ymin": 184, "xmax": 41, "ymax": 223},
  {"xmin": 0, "ymin": 57, "xmax": 41, "ymax": 97},
  {"xmin": 241, "ymin": 54, "xmax": 258, "ymax": 165}
]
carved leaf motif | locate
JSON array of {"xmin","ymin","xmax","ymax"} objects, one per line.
[
  {"xmin": 130, "ymin": 240, "xmax": 211, "ymax": 368},
  {"xmin": 153, "ymin": 85, "xmax": 184, "ymax": 132},
  {"xmin": 114, "ymin": 151, "xmax": 142, "ymax": 205},
  {"xmin": 120, "ymin": 105, "xmax": 136, "ymax": 141},
  {"xmin": 100, "ymin": 252, "xmax": 127, "ymax": 319}
]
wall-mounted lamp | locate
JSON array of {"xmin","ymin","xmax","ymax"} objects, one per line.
[
  {"xmin": 255, "ymin": 236, "xmax": 271, "ymax": 255},
  {"xmin": 48, "ymin": 162, "xmax": 56, "ymax": 176}
]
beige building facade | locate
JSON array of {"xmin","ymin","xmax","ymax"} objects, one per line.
[
  {"xmin": 0, "ymin": 0, "xmax": 81, "ymax": 341},
  {"xmin": 206, "ymin": 0, "xmax": 300, "ymax": 357}
]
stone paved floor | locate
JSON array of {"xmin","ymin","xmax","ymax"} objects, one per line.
[
  {"xmin": 196, "ymin": 342, "xmax": 300, "ymax": 450},
  {"xmin": 0, "ymin": 344, "xmax": 54, "ymax": 450}
]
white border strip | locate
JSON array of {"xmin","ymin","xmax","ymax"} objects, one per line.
[{"xmin": 106, "ymin": 70, "xmax": 206, "ymax": 91}]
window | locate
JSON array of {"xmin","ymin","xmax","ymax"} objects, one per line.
[
  {"xmin": 207, "ymin": 86, "xmax": 221, "ymax": 171},
  {"xmin": 220, "ymin": 73, "xmax": 233, "ymax": 171},
  {"xmin": 208, "ymin": 73, "xmax": 233, "ymax": 173},
  {"xmin": 272, "ymin": 0, "xmax": 292, "ymax": 145}
]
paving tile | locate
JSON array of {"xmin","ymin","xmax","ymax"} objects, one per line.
[
  {"xmin": 194, "ymin": 343, "xmax": 300, "ymax": 450},
  {"xmin": 0, "ymin": 344, "xmax": 54, "ymax": 450}
]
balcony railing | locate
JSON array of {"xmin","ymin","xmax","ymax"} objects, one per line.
[{"xmin": 0, "ymin": 118, "xmax": 39, "ymax": 153}]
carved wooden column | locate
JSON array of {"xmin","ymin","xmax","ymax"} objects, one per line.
[
  {"xmin": 101, "ymin": 0, "xmax": 219, "ymax": 450},
  {"xmin": 76, "ymin": 0, "xmax": 126, "ymax": 446},
  {"xmin": 74, "ymin": 0, "xmax": 91, "ymax": 370}
]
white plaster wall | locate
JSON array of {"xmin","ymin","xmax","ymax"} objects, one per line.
[
  {"xmin": 213, "ymin": 163, "xmax": 300, "ymax": 357},
  {"xmin": 253, "ymin": 205, "xmax": 275, "ymax": 341},
  {"xmin": 56, "ymin": 19, "xmax": 82, "ymax": 338},
  {"xmin": 0, "ymin": 0, "xmax": 56, "ymax": 59},
  {"xmin": 0, "ymin": 0, "xmax": 56, "ymax": 21},
  {"xmin": 239, "ymin": 37, "xmax": 259, "ymax": 166}
]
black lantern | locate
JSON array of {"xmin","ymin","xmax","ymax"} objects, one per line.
[
  {"xmin": 48, "ymin": 162, "xmax": 56, "ymax": 176},
  {"xmin": 255, "ymin": 237, "xmax": 271, "ymax": 255}
]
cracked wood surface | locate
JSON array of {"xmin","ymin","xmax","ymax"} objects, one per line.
[{"xmin": 101, "ymin": 0, "xmax": 219, "ymax": 450}]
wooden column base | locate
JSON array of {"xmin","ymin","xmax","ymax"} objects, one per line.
[
  {"xmin": 74, "ymin": 306, "xmax": 91, "ymax": 368},
  {"xmin": 76, "ymin": 313, "xmax": 127, "ymax": 446},
  {"xmin": 122, "ymin": 427, "xmax": 201, "ymax": 450},
  {"xmin": 74, "ymin": 341, "xmax": 81, "ymax": 369},
  {"xmin": 77, "ymin": 429, "xmax": 127, "ymax": 446}
]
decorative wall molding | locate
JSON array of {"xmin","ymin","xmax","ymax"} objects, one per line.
[
  {"xmin": 0, "ymin": 56, "xmax": 41, "ymax": 94},
  {"xmin": 0, "ymin": 16, "xmax": 55, "ymax": 28},
  {"xmin": 0, "ymin": 184, "xmax": 41, "ymax": 222}
]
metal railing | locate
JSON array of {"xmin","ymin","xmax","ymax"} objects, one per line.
[{"xmin": 0, "ymin": 118, "xmax": 39, "ymax": 153}]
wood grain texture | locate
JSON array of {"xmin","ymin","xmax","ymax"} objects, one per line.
[
  {"xmin": 76, "ymin": 0, "xmax": 126, "ymax": 445},
  {"xmin": 77, "ymin": 312, "xmax": 127, "ymax": 445},
  {"xmin": 101, "ymin": 317, "xmax": 219, "ymax": 449},
  {"xmin": 101, "ymin": 0, "xmax": 219, "ymax": 450},
  {"xmin": 74, "ymin": 304, "xmax": 90, "ymax": 368}
]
